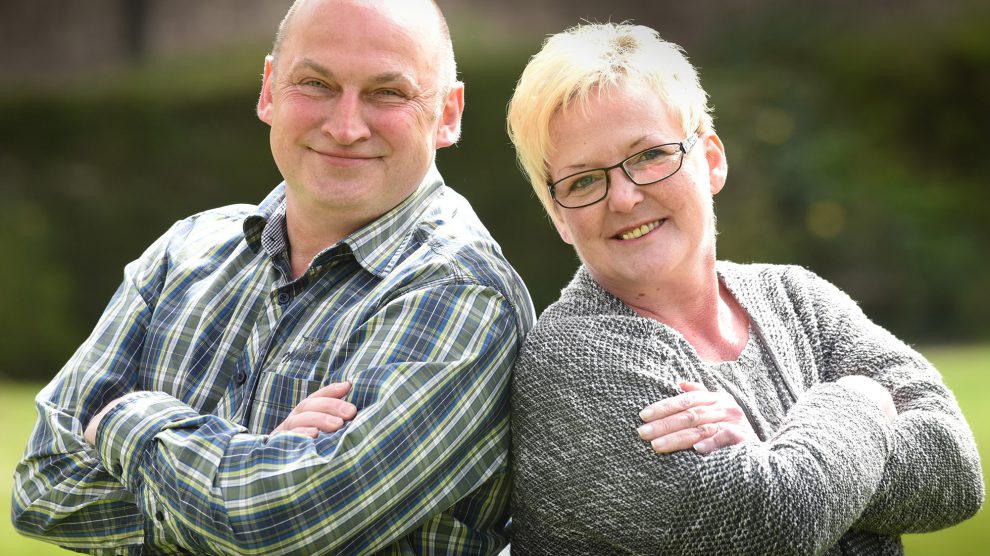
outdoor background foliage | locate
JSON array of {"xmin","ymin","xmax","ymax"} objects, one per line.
[{"xmin": 2, "ymin": 2, "xmax": 988, "ymax": 381}]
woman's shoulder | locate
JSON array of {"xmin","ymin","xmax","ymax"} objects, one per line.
[{"xmin": 717, "ymin": 260, "xmax": 840, "ymax": 305}]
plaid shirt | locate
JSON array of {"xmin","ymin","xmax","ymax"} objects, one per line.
[{"xmin": 12, "ymin": 167, "xmax": 534, "ymax": 555}]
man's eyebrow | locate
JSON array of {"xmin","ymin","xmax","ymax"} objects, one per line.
[
  {"xmin": 294, "ymin": 58, "xmax": 332, "ymax": 77},
  {"xmin": 291, "ymin": 59, "xmax": 418, "ymax": 88},
  {"xmin": 370, "ymin": 72, "xmax": 416, "ymax": 86}
]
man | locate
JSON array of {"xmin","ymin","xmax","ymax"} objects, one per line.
[{"xmin": 12, "ymin": 1, "xmax": 534, "ymax": 554}]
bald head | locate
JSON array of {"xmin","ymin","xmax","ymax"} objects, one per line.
[{"xmin": 270, "ymin": 0, "xmax": 456, "ymax": 89}]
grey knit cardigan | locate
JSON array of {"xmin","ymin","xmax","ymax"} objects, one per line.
[{"xmin": 510, "ymin": 262, "xmax": 984, "ymax": 555}]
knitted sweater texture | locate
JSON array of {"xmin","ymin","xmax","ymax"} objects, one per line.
[{"xmin": 510, "ymin": 262, "xmax": 984, "ymax": 555}]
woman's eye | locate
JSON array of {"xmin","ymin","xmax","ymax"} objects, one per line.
[{"xmin": 567, "ymin": 173, "xmax": 602, "ymax": 194}]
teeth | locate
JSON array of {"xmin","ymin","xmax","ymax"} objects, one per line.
[{"xmin": 620, "ymin": 220, "xmax": 661, "ymax": 241}]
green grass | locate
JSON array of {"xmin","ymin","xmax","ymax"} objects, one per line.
[
  {"xmin": 902, "ymin": 344, "xmax": 989, "ymax": 555},
  {"xmin": 3, "ymin": 346, "xmax": 987, "ymax": 555}
]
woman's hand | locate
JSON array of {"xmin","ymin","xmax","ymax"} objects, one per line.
[
  {"xmin": 638, "ymin": 381, "xmax": 759, "ymax": 455},
  {"xmin": 836, "ymin": 375, "xmax": 897, "ymax": 423},
  {"xmin": 272, "ymin": 382, "xmax": 358, "ymax": 438}
]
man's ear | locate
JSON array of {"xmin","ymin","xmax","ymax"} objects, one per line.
[
  {"xmin": 434, "ymin": 82, "xmax": 465, "ymax": 148},
  {"xmin": 705, "ymin": 132, "xmax": 728, "ymax": 195},
  {"xmin": 257, "ymin": 55, "xmax": 275, "ymax": 126}
]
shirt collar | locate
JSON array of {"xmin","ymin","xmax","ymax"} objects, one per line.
[
  {"xmin": 242, "ymin": 165, "xmax": 445, "ymax": 278},
  {"xmin": 344, "ymin": 165, "xmax": 445, "ymax": 277}
]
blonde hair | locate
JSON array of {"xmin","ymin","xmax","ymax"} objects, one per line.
[{"xmin": 507, "ymin": 23, "xmax": 713, "ymax": 214}]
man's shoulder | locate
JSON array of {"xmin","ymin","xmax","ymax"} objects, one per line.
[
  {"xmin": 184, "ymin": 202, "xmax": 258, "ymax": 229},
  {"xmin": 390, "ymin": 185, "xmax": 534, "ymax": 322},
  {"xmin": 155, "ymin": 202, "xmax": 259, "ymax": 258}
]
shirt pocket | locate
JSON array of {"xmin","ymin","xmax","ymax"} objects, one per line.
[{"xmin": 247, "ymin": 370, "xmax": 322, "ymax": 434}]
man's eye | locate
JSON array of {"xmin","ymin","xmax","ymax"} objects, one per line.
[
  {"xmin": 302, "ymin": 80, "xmax": 327, "ymax": 88},
  {"xmin": 373, "ymin": 89, "xmax": 405, "ymax": 99}
]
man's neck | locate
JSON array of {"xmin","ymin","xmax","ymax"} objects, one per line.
[{"xmin": 283, "ymin": 199, "xmax": 360, "ymax": 281}]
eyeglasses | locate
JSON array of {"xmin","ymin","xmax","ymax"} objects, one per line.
[{"xmin": 548, "ymin": 132, "xmax": 700, "ymax": 209}]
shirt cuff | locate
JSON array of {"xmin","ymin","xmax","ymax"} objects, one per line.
[{"xmin": 95, "ymin": 391, "xmax": 200, "ymax": 489}]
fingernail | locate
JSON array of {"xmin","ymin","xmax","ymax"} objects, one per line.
[
  {"xmin": 639, "ymin": 408, "xmax": 654, "ymax": 421},
  {"xmin": 694, "ymin": 440, "xmax": 712, "ymax": 453},
  {"xmin": 651, "ymin": 438, "xmax": 666, "ymax": 451},
  {"xmin": 637, "ymin": 424, "xmax": 653, "ymax": 439}
]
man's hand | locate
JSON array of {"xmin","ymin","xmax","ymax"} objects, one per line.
[
  {"xmin": 84, "ymin": 396, "xmax": 129, "ymax": 446},
  {"xmin": 273, "ymin": 382, "xmax": 357, "ymax": 438},
  {"xmin": 638, "ymin": 381, "xmax": 759, "ymax": 455}
]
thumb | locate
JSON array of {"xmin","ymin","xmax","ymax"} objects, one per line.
[{"xmin": 678, "ymin": 381, "xmax": 708, "ymax": 393}]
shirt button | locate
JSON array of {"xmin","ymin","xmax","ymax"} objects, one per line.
[
  {"xmin": 155, "ymin": 510, "xmax": 165, "ymax": 522},
  {"xmin": 235, "ymin": 370, "xmax": 247, "ymax": 385},
  {"xmin": 133, "ymin": 476, "xmax": 142, "ymax": 488},
  {"xmin": 112, "ymin": 463, "xmax": 123, "ymax": 476},
  {"xmin": 277, "ymin": 292, "xmax": 291, "ymax": 305}
]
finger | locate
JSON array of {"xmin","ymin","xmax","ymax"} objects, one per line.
[
  {"xmin": 274, "ymin": 411, "xmax": 346, "ymax": 434},
  {"xmin": 638, "ymin": 405, "xmax": 736, "ymax": 441},
  {"xmin": 306, "ymin": 381, "xmax": 352, "ymax": 401},
  {"xmin": 290, "ymin": 396, "xmax": 358, "ymax": 420},
  {"xmin": 677, "ymin": 381, "xmax": 708, "ymax": 393},
  {"xmin": 693, "ymin": 427, "xmax": 753, "ymax": 455},
  {"xmin": 272, "ymin": 427, "xmax": 320, "ymax": 438},
  {"xmin": 649, "ymin": 423, "xmax": 720, "ymax": 454},
  {"xmin": 640, "ymin": 391, "xmax": 718, "ymax": 422}
]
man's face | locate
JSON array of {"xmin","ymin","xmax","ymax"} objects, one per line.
[{"xmin": 258, "ymin": 0, "xmax": 463, "ymax": 234}]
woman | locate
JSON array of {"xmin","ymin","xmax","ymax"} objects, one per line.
[{"xmin": 505, "ymin": 23, "xmax": 984, "ymax": 555}]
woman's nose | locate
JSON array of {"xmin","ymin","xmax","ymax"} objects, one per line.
[{"xmin": 606, "ymin": 168, "xmax": 644, "ymax": 212}]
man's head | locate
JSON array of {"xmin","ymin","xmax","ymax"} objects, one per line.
[
  {"xmin": 257, "ymin": 0, "xmax": 464, "ymax": 240},
  {"xmin": 507, "ymin": 23, "xmax": 713, "ymax": 216},
  {"xmin": 270, "ymin": 0, "xmax": 458, "ymax": 109}
]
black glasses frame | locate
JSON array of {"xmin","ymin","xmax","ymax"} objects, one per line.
[{"xmin": 548, "ymin": 132, "xmax": 701, "ymax": 209}]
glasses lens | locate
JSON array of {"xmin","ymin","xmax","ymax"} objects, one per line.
[
  {"xmin": 624, "ymin": 145, "xmax": 682, "ymax": 185},
  {"xmin": 554, "ymin": 170, "xmax": 608, "ymax": 207}
]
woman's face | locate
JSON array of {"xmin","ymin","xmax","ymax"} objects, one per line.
[{"xmin": 546, "ymin": 82, "xmax": 727, "ymax": 295}]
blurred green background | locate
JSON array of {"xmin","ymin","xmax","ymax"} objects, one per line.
[{"xmin": 2, "ymin": 0, "xmax": 986, "ymax": 553}]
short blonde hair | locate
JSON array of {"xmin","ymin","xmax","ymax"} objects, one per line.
[{"xmin": 507, "ymin": 23, "xmax": 713, "ymax": 214}]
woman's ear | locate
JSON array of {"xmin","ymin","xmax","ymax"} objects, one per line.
[
  {"xmin": 549, "ymin": 208, "xmax": 574, "ymax": 245},
  {"xmin": 705, "ymin": 132, "xmax": 728, "ymax": 195}
]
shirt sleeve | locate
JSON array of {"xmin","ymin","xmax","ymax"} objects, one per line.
[
  {"xmin": 11, "ymin": 221, "xmax": 181, "ymax": 554},
  {"xmin": 509, "ymin": 323, "xmax": 895, "ymax": 556},
  {"xmin": 794, "ymin": 267, "xmax": 985, "ymax": 534},
  {"xmin": 92, "ymin": 282, "xmax": 519, "ymax": 555}
]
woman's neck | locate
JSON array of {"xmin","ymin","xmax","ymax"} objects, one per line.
[{"xmin": 605, "ymin": 263, "xmax": 750, "ymax": 363}]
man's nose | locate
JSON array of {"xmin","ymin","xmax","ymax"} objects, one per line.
[
  {"xmin": 606, "ymin": 168, "xmax": 644, "ymax": 213},
  {"xmin": 322, "ymin": 92, "xmax": 371, "ymax": 145}
]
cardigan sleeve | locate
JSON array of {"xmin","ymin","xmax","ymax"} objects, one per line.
[
  {"xmin": 792, "ymin": 267, "xmax": 985, "ymax": 535},
  {"xmin": 509, "ymin": 320, "xmax": 895, "ymax": 556}
]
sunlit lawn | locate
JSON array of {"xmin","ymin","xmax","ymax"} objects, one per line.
[{"xmin": 3, "ymin": 346, "xmax": 987, "ymax": 555}]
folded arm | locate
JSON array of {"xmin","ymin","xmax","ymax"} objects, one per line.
[
  {"xmin": 793, "ymin": 267, "xmax": 985, "ymax": 533},
  {"xmin": 11, "ymin": 223, "xmax": 177, "ymax": 553},
  {"xmin": 510, "ymin": 323, "xmax": 895, "ymax": 556},
  {"xmin": 14, "ymin": 246, "xmax": 521, "ymax": 555}
]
